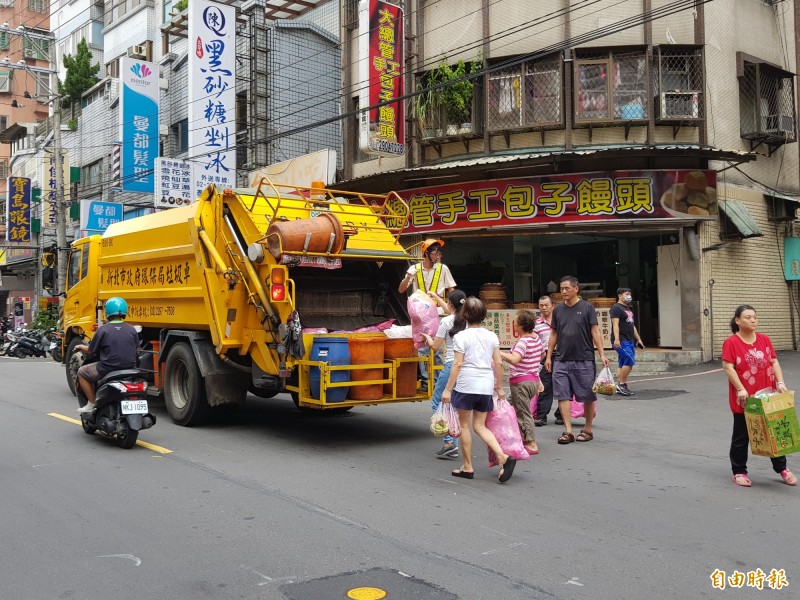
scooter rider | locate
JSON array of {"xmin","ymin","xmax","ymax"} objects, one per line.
[{"xmin": 76, "ymin": 297, "xmax": 139, "ymax": 414}]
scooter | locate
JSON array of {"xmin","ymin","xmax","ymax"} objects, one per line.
[
  {"xmin": 49, "ymin": 329, "xmax": 64, "ymax": 362},
  {"xmin": 11, "ymin": 328, "xmax": 50, "ymax": 358},
  {"xmin": 76, "ymin": 360, "xmax": 157, "ymax": 449}
]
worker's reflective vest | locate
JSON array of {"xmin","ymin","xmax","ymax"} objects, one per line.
[{"xmin": 415, "ymin": 263, "xmax": 442, "ymax": 293}]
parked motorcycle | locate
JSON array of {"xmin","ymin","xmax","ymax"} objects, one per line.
[
  {"xmin": 0, "ymin": 331, "xmax": 13, "ymax": 356},
  {"xmin": 49, "ymin": 329, "xmax": 64, "ymax": 362},
  {"xmin": 10, "ymin": 328, "xmax": 51, "ymax": 358},
  {"xmin": 76, "ymin": 360, "xmax": 156, "ymax": 449}
]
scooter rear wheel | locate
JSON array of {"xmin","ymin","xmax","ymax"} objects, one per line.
[
  {"xmin": 81, "ymin": 418, "xmax": 97, "ymax": 435},
  {"xmin": 117, "ymin": 425, "xmax": 139, "ymax": 449}
]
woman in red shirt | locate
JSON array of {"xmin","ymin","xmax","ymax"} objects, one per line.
[{"xmin": 721, "ymin": 305, "xmax": 797, "ymax": 488}]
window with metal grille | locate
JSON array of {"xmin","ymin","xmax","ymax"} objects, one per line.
[
  {"xmin": 738, "ymin": 52, "xmax": 796, "ymax": 151},
  {"xmin": 0, "ymin": 0, "xmax": 14, "ymax": 7},
  {"xmin": 27, "ymin": 0, "xmax": 45, "ymax": 12},
  {"xmin": 0, "ymin": 159, "xmax": 7, "ymax": 180},
  {"xmin": 487, "ymin": 55, "xmax": 562, "ymax": 131},
  {"xmin": 654, "ymin": 47, "xmax": 703, "ymax": 121},
  {"xmin": 0, "ymin": 70, "xmax": 12, "ymax": 94},
  {"xmin": 0, "ymin": 32, "xmax": 9, "ymax": 50},
  {"xmin": 575, "ymin": 49, "xmax": 647, "ymax": 122},
  {"xmin": 22, "ymin": 37, "xmax": 50, "ymax": 60}
]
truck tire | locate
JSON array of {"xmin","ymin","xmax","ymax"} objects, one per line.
[
  {"xmin": 164, "ymin": 342, "xmax": 210, "ymax": 426},
  {"xmin": 65, "ymin": 337, "xmax": 84, "ymax": 396}
]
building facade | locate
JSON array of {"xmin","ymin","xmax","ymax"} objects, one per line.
[{"xmin": 341, "ymin": 0, "xmax": 800, "ymax": 361}]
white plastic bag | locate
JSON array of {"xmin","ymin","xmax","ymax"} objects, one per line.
[
  {"xmin": 430, "ymin": 403, "xmax": 449, "ymax": 437},
  {"xmin": 592, "ymin": 366, "xmax": 616, "ymax": 396}
]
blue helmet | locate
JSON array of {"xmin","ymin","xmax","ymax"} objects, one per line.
[{"xmin": 104, "ymin": 297, "xmax": 128, "ymax": 320}]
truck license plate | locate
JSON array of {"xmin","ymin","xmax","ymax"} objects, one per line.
[{"xmin": 121, "ymin": 400, "xmax": 148, "ymax": 415}]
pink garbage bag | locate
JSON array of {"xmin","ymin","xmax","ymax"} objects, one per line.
[
  {"xmin": 486, "ymin": 396, "xmax": 530, "ymax": 467},
  {"xmin": 407, "ymin": 291, "xmax": 439, "ymax": 350},
  {"xmin": 570, "ymin": 396, "xmax": 597, "ymax": 419}
]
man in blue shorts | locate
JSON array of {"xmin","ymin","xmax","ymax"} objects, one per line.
[
  {"xmin": 610, "ymin": 287, "xmax": 645, "ymax": 396},
  {"xmin": 544, "ymin": 276, "xmax": 609, "ymax": 444}
]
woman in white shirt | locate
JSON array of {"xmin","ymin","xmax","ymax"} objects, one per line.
[{"xmin": 442, "ymin": 297, "xmax": 517, "ymax": 483}]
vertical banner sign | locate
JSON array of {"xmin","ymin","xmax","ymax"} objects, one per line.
[
  {"xmin": 5, "ymin": 177, "xmax": 32, "ymax": 243},
  {"xmin": 42, "ymin": 154, "xmax": 70, "ymax": 230},
  {"xmin": 120, "ymin": 57, "xmax": 159, "ymax": 193},
  {"xmin": 155, "ymin": 157, "xmax": 195, "ymax": 209},
  {"xmin": 358, "ymin": 0, "xmax": 404, "ymax": 156},
  {"xmin": 188, "ymin": 0, "xmax": 236, "ymax": 196}
]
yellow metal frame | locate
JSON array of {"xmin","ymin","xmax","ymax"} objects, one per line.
[{"xmin": 286, "ymin": 354, "xmax": 433, "ymax": 409}]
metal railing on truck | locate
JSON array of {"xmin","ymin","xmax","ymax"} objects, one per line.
[{"xmin": 239, "ymin": 178, "xmax": 411, "ymax": 261}]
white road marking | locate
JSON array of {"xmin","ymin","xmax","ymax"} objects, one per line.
[
  {"xmin": 566, "ymin": 577, "xmax": 584, "ymax": 586},
  {"xmin": 481, "ymin": 542, "xmax": 525, "ymax": 556},
  {"xmin": 98, "ymin": 554, "xmax": 142, "ymax": 566}
]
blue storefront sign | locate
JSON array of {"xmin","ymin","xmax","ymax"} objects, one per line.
[
  {"xmin": 120, "ymin": 57, "xmax": 159, "ymax": 193},
  {"xmin": 80, "ymin": 200, "xmax": 123, "ymax": 233}
]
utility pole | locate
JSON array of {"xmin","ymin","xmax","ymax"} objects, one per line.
[{"xmin": 50, "ymin": 40, "xmax": 67, "ymax": 297}]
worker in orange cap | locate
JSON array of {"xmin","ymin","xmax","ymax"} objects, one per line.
[
  {"xmin": 398, "ymin": 239, "xmax": 456, "ymax": 302},
  {"xmin": 399, "ymin": 239, "xmax": 457, "ymax": 390}
]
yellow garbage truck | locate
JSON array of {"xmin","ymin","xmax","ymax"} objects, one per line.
[{"xmin": 62, "ymin": 180, "xmax": 428, "ymax": 425}]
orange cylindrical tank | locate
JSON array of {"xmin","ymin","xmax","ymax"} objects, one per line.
[
  {"xmin": 347, "ymin": 335, "xmax": 386, "ymax": 400},
  {"xmin": 383, "ymin": 337, "xmax": 417, "ymax": 397},
  {"xmin": 266, "ymin": 212, "xmax": 343, "ymax": 257}
]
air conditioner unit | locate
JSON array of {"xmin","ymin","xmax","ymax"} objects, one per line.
[
  {"xmin": 659, "ymin": 92, "xmax": 700, "ymax": 119},
  {"xmin": 127, "ymin": 45, "xmax": 147, "ymax": 60},
  {"xmin": 763, "ymin": 114, "xmax": 795, "ymax": 140},
  {"xmin": 23, "ymin": 48, "xmax": 37, "ymax": 59}
]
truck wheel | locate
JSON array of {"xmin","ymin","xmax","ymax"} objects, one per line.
[
  {"xmin": 164, "ymin": 342, "xmax": 210, "ymax": 426},
  {"xmin": 65, "ymin": 338, "xmax": 84, "ymax": 397}
]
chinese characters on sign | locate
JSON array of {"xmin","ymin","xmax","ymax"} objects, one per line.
[
  {"xmin": 102, "ymin": 261, "xmax": 192, "ymax": 289},
  {"xmin": 188, "ymin": 0, "xmax": 236, "ymax": 196},
  {"xmin": 710, "ymin": 568, "xmax": 789, "ymax": 590},
  {"xmin": 79, "ymin": 200, "xmax": 123, "ymax": 233},
  {"xmin": 5, "ymin": 177, "xmax": 32, "ymax": 244},
  {"xmin": 120, "ymin": 57, "xmax": 159, "ymax": 193},
  {"xmin": 155, "ymin": 158, "xmax": 195, "ymax": 209},
  {"xmin": 482, "ymin": 308, "xmax": 612, "ymax": 349},
  {"xmin": 358, "ymin": 0, "xmax": 404, "ymax": 156},
  {"xmin": 395, "ymin": 170, "xmax": 718, "ymax": 234},
  {"xmin": 42, "ymin": 154, "xmax": 69, "ymax": 230}
]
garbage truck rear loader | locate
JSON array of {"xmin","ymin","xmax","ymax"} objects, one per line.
[{"xmin": 63, "ymin": 180, "xmax": 427, "ymax": 426}]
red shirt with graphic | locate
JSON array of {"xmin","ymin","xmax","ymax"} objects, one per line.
[{"xmin": 721, "ymin": 333, "xmax": 777, "ymax": 413}]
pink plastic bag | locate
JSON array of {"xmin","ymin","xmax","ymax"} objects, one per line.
[
  {"xmin": 486, "ymin": 397, "xmax": 530, "ymax": 467},
  {"xmin": 570, "ymin": 396, "xmax": 597, "ymax": 419},
  {"xmin": 446, "ymin": 403, "xmax": 461, "ymax": 438},
  {"xmin": 408, "ymin": 291, "xmax": 439, "ymax": 350},
  {"xmin": 529, "ymin": 394, "xmax": 538, "ymax": 421}
]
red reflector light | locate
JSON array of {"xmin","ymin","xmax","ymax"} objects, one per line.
[
  {"xmin": 124, "ymin": 382, "xmax": 147, "ymax": 392},
  {"xmin": 271, "ymin": 284, "xmax": 286, "ymax": 302}
]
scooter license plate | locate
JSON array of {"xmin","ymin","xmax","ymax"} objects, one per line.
[{"xmin": 121, "ymin": 400, "xmax": 148, "ymax": 415}]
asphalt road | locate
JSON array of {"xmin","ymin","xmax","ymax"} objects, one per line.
[{"xmin": 1, "ymin": 353, "xmax": 798, "ymax": 600}]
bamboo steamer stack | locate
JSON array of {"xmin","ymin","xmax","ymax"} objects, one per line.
[
  {"xmin": 590, "ymin": 297, "xmax": 617, "ymax": 309},
  {"xmin": 480, "ymin": 283, "xmax": 508, "ymax": 309}
]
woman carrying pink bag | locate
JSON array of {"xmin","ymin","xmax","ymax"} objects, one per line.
[{"xmin": 442, "ymin": 297, "xmax": 517, "ymax": 483}]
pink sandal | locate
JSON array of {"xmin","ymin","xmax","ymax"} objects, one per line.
[
  {"xmin": 732, "ymin": 473, "xmax": 752, "ymax": 487},
  {"xmin": 780, "ymin": 469, "xmax": 797, "ymax": 486}
]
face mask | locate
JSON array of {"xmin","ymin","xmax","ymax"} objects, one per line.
[{"xmin": 623, "ymin": 295, "xmax": 632, "ymax": 303}]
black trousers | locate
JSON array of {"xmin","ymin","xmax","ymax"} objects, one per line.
[
  {"xmin": 730, "ymin": 412, "xmax": 786, "ymax": 475},
  {"xmin": 536, "ymin": 363, "xmax": 554, "ymax": 419}
]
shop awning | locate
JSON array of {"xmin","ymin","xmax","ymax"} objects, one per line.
[
  {"xmin": 764, "ymin": 192, "xmax": 800, "ymax": 203},
  {"xmin": 0, "ymin": 123, "xmax": 27, "ymax": 144},
  {"xmin": 718, "ymin": 200, "xmax": 762, "ymax": 239}
]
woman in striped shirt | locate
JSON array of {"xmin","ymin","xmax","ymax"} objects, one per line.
[{"xmin": 500, "ymin": 309, "xmax": 544, "ymax": 455}]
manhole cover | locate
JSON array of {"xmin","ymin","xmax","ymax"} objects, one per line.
[{"xmin": 281, "ymin": 568, "xmax": 458, "ymax": 600}]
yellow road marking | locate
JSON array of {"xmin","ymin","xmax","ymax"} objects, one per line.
[
  {"xmin": 347, "ymin": 588, "xmax": 387, "ymax": 600},
  {"xmin": 47, "ymin": 413, "xmax": 173, "ymax": 454}
]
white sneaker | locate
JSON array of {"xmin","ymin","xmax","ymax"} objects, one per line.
[{"xmin": 77, "ymin": 403, "xmax": 96, "ymax": 414}]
